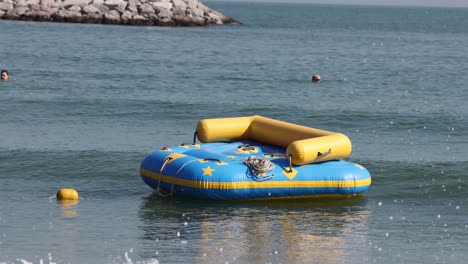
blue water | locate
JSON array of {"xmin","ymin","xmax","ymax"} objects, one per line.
[{"xmin": 1, "ymin": 2, "xmax": 467, "ymax": 263}]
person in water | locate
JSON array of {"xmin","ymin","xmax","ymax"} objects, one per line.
[
  {"xmin": 1, "ymin": 70, "xmax": 9, "ymax": 81},
  {"xmin": 311, "ymin": 74, "xmax": 321, "ymax": 83}
]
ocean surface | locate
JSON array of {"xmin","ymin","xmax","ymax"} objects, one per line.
[{"xmin": 1, "ymin": 1, "xmax": 467, "ymax": 263}]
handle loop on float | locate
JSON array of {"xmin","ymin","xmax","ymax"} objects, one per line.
[
  {"xmin": 318, "ymin": 148, "xmax": 332, "ymax": 157},
  {"xmin": 192, "ymin": 132, "xmax": 198, "ymax": 145},
  {"xmin": 156, "ymin": 156, "xmax": 173, "ymax": 195},
  {"xmin": 288, "ymin": 154, "xmax": 293, "ymax": 173}
]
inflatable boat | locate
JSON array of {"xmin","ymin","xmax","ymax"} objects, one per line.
[{"xmin": 140, "ymin": 115, "xmax": 371, "ymax": 200}]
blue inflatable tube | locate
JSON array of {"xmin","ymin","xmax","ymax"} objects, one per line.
[{"xmin": 140, "ymin": 141, "xmax": 371, "ymax": 200}]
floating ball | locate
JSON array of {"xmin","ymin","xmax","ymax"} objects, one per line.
[{"xmin": 56, "ymin": 188, "xmax": 79, "ymax": 201}]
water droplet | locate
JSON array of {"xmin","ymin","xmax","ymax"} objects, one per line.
[
  {"xmin": 385, "ymin": 233, "xmax": 389, "ymax": 237},
  {"xmin": 184, "ymin": 222, "xmax": 188, "ymax": 226},
  {"xmin": 177, "ymin": 232, "xmax": 180, "ymax": 237},
  {"xmin": 378, "ymin": 202, "xmax": 382, "ymax": 206},
  {"xmin": 437, "ymin": 214, "xmax": 441, "ymax": 219}
]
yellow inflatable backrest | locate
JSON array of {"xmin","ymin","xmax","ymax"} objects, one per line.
[
  {"xmin": 196, "ymin": 115, "xmax": 352, "ymax": 165},
  {"xmin": 286, "ymin": 133, "xmax": 352, "ymax": 165},
  {"xmin": 196, "ymin": 116, "xmax": 253, "ymax": 142}
]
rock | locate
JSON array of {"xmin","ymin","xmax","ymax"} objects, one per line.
[
  {"xmin": 15, "ymin": 0, "xmax": 28, "ymax": 7},
  {"xmin": 185, "ymin": 0, "xmax": 198, "ymax": 10},
  {"xmin": 104, "ymin": 0, "xmax": 127, "ymax": 13},
  {"xmin": 187, "ymin": 6, "xmax": 203, "ymax": 18},
  {"xmin": 26, "ymin": 0, "xmax": 40, "ymax": 5},
  {"xmin": 68, "ymin": 5, "xmax": 82, "ymax": 12},
  {"xmin": 0, "ymin": 3, "xmax": 13, "ymax": 11},
  {"xmin": 127, "ymin": 14, "xmax": 147, "ymax": 25},
  {"xmin": 158, "ymin": 16, "xmax": 175, "ymax": 26},
  {"xmin": 120, "ymin": 10, "xmax": 132, "ymax": 23},
  {"xmin": 103, "ymin": 9, "xmax": 120, "ymax": 24},
  {"xmin": 153, "ymin": 2, "xmax": 171, "ymax": 18},
  {"xmin": 16, "ymin": 5, "xmax": 30, "ymax": 15},
  {"xmin": 172, "ymin": 0, "xmax": 186, "ymax": 10},
  {"xmin": 82, "ymin": 4, "xmax": 100, "ymax": 14},
  {"xmin": 191, "ymin": 16, "xmax": 204, "ymax": 26},
  {"xmin": 172, "ymin": 6, "xmax": 185, "ymax": 17},
  {"xmin": 24, "ymin": 9, "xmax": 53, "ymax": 20},
  {"xmin": 82, "ymin": 12, "xmax": 101, "ymax": 23},
  {"xmin": 93, "ymin": 3, "xmax": 109, "ymax": 13},
  {"xmin": 62, "ymin": 0, "xmax": 90, "ymax": 8},
  {"xmin": 173, "ymin": 14, "xmax": 192, "ymax": 26},
  {"xmin": 126, "ymin": 2, "xmax": 137, "ymax": 13},
  {"xmin": 151, "ymin": 1, "xmax": 171, "ymax": 12},
  {"xmin": 138, "ymin": 3, "xmax": 154, "ymax": 15},
  {"xmin": 4, "ymin": 8, "xmax": 20, "ymax": 18},
  {"xmin": 53, "ymin": 9, "xmax": 83, "ymax": 23},
  {"xmin": 40, "ymin": 0, "xmax": 59, "ymax": 9}
]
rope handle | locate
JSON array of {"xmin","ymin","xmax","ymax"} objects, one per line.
[
  {"xmin": 203, "ymin": 158, "xmax": 222, "ymax": 162},
  {"xmin": 318, "ymin": 148, "xmax": 332, "ymax": 157},
  {"xmin": 192, "ymin": 132, "xmax": 198, "ymax": 145},
  {"xmin": 238, "ymin": 143, "xmax": 256, "ymax": 151},
  {"xmin": 288, "ymin": 154, "xmax": 293, "ymax": 173}
]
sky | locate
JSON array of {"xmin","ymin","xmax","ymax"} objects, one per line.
[{"xmin": 209, "ymin": 0, "xmax": 468, "ymax": 8}]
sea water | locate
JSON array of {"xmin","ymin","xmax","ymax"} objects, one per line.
[{"xmin": 0, "ymin": 2, "xmax": 467, "ymax": 263}]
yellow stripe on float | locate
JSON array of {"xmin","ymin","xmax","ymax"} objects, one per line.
[{"xmin": 140, "ymin": 168, "xmax": 371, "ymax": 190}]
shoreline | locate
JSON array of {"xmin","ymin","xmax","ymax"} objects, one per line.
[{"xmin": 0, "ymin": 0, "xmax": 240, "ymax": 27}]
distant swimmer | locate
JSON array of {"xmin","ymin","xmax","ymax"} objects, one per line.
[
  {"xmin": 1, "ymin": 70, "xmax": 9, "ymax": 81},
  {"xmin": 311, "ymin": 74, "xmax": 321, "ymax": 83}
]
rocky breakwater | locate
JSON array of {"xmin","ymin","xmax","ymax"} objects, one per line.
[{"xmin": 0, "ymin": 0, "xmax": 239, "ymax": 26}]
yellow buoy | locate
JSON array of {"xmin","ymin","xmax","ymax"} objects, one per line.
[{"xmin": 56, "ymin": 188, "xmax": 79, "ymax": 201}]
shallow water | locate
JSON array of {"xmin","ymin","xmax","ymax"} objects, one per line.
[{"xmin": 1, "ymin": 2, "xmax": 467, "ymax": 263}]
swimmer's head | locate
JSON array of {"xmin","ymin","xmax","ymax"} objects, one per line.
[
  {"xmin": 312, "ymin": 74, "xmax": 321, "ymax": 83},
  {"xmin": 1, "ymin": 70, "xmax": 9, "ymax": 81}
]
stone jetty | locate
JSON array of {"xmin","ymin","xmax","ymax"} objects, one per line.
[{"xmin": 0, "ymin": 0, "xmax": 239, "ymax": 26}]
